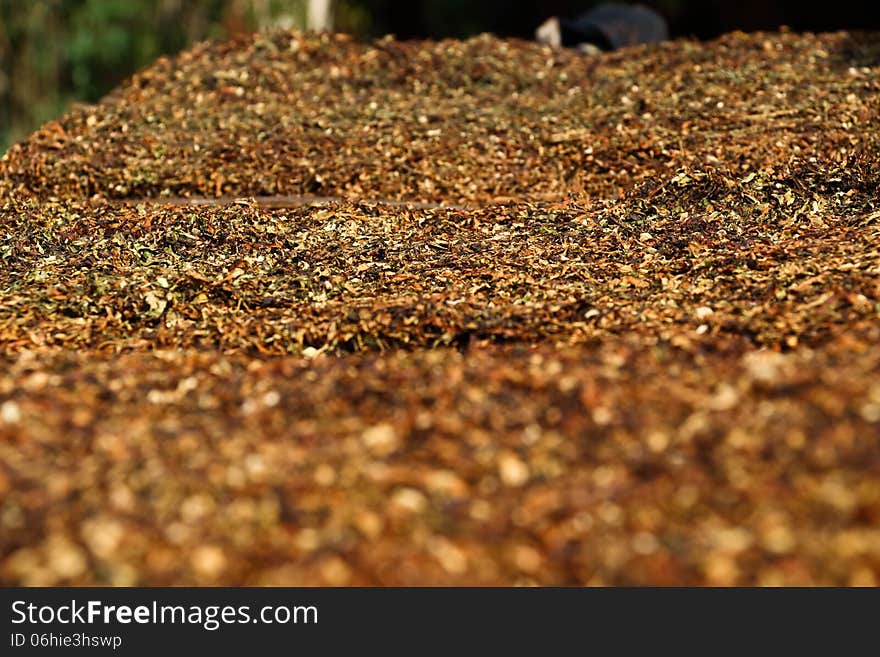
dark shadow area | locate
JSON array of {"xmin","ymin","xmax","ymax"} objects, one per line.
[
  {"xmin": 372, "ymin": 0, "xmax": 880, "ymax": 41},
  {"xmin": 824, "ymin": 30, "xmax": 880, "ymax": 69}
]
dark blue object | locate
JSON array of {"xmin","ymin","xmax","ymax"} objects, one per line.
[{"xmin": 537, "ymin": 3, "xmax": 669, "ymax": 51}]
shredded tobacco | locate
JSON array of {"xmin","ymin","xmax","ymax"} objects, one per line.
[{"xmin": 0, "ymin": 29, "xmax": 878, "ymax": 585}]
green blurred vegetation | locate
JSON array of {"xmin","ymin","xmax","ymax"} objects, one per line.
[{"xmin": 0, "ymin": 0, "xmax": 328, "ymax": 151}]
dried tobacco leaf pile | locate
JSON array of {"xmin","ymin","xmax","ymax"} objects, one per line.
[{"xmin": 1, "ymin": 29, "xmax": 879, "ymax": 585}]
